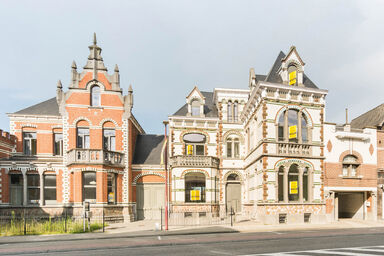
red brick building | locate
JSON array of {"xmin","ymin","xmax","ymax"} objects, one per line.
[{"xmin": 0, "ymin": 34, "xmax": 145, "ymax": 221}]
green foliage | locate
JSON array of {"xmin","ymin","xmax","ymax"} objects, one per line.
[{"xmin": 0, "ymin": 215, "xmax": 104, "ymax": 236}]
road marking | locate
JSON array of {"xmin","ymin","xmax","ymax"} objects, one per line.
[
  {"xmin": 269, "ymin": 231, "xmax": 284, "ymax": 235},
  {"xmin": 210, "ymin": 250, "xmax": 233, "ymax": 255},
  {"xmin": 239, "ymin": 245, "xmax": 384, "ymax": 255}
]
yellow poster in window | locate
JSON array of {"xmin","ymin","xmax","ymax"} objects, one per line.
[
  {"xmin": 289, "ymin": 125, "xmax": 297, "ymax": 139},
  {"xmin": 187, "ymin": 145, "xmax": 194, "ymax": 155},
  {"xmin": 190, "ymin": 190, "xmax": 200, "ymax": 201},
  {"xmin": 289, "ymin": 181, "xmax": 298, "ymax": 194},
  {"xmin": 289, "ymin": 71, "xmax": 297, "ymax": 85}
]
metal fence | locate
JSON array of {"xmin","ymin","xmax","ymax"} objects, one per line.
[
  {"xmin": 159, "ymin": 207, "xmax": 236, "ymax": 228},
  {"xmin": 0, "ymin": 211, "xmax": 108, "ymax": 236}
]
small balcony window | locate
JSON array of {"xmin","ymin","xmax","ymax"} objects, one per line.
[
  {"xmin": 103, "ymin": 129, "xmax": 116, "ymax": 151},
  {"xmin": 77, "ymin": 128, "xmax": 90, "ymax": 149}
]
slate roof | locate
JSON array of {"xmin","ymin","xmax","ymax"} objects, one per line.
[
  {"xmin": 132, "ymin": 134, "xmax": 166, "ymax": 165},
  {"xmin": 257, "ymin": 51, "xmax": 318, "ymax": 89},
  {"xmin": 350, "ymin": 103, "xmax": 384, "ymax": 129},
  {"xmin": 172, "ymin": 91, "xmax": 218, "ymax": 118},
  {"xmin": 13, "ymin": 97, "xmax": 60, "ymax": 116}
]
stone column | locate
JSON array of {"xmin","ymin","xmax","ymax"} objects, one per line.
[
  {"xmin": 23, "ymin": 172, "xmax": 27, "ymax": 206},
  {"xmin": 299, "ymin": 167, "xmax": 304, "ymax": 203},
  {"xmin": 39, "ymin": 173, "xmax": 44, "ymax": 206},
  {"xmin": 283, "ymin": 168, "xmax": 288, "ymax": 203}
]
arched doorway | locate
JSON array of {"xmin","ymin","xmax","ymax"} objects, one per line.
[{"xmin": 226, "ymin": 173, "xmax": 241, "ymax": 213}]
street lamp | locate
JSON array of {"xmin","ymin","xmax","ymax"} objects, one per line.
[{"xmin": 163, "ymin": 120, "xmax": 169, "ymax": 231}]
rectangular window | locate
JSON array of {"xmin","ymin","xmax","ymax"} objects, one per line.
[
  {"xmin": 83, "ymin": 172, "xmax": 96, "ymax": 202},
  {"xmin": 10, "ymin": 174, "xmax": 23, "ymax": 205},
  {"xmin": 23, "ymin": 132, "xmax": 37, "ymax": 155},
  {"xmin": 107, "ymin": 173, "xmax": 116, "ymax": 204},
  {"xmin": 44, "ymin": 175, "xmax": 57, "ymax": 203},
  {"xmin": 185, "ymin": 144, "xmax": 204, "ymax": 156},
  {"xmin": 27, "ymin": 174, "xmax": 40, "ymax": 204},
  {"xmin": 54, "ymin": 133, "xmax": 63, "ymax": 156},
  {"xmin": 77, "ymin": 128, "xmax": 90, "ymax": 149},
  {"xmin": 227, "ymin": 141, "xmax": 232, "ymax": 158},
  {"xmin": 103, "ymin": 129, "xmax": 116, "ymax": 151}
]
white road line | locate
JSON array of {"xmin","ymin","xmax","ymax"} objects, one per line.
[{"xmin": 238, "ymin": 245, "xmax": 384, "ymax": 256}]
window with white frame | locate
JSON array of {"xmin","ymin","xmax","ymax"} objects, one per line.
[
  {"xmin": 83, "ymin": 172, "xmax": 96, "ymax": 202},
  {"xmin": 27, "ymin": 173, "xmax": 40, "ymax": 204},
  {"xmin": 107, "ymin": 173, "xmax": 116, "ymax": 204},
  {"xmin": 226, "ymin": 136, "xmax": 240, "ymax": 158},
  {"xmin": 23, "ymin": 132, "xmax": 37, "ymax": 155},
  {"xmin": 277, "ymin": 109, "xmax": 309, "ymax": 143},
  {"xmin": 91, "ymin": 85, "xmax": 101, "ymax": 106},
  {"xmin": 227, "ymin": 101, "xmax": 239, "ymax": 122},
  {"xmin": 77, "ymin": 128, "xmax": 90, "ymax": 149},
  {"xmin": 342, "ymin": 155, "xmax": 359, "ymax": 177},
  {"xmin": 191, "ymin": 100, "xmax": 200, "ymax": 116},
  {"xmin": 184, "ymin": 133, "xmax": 206, "ymax": 156},
  {"xmin": 103, "ymin": 129, "xmax": 116, "ymax": 151},
  {"xmin": 185, "ymin": 172, "xmax": 206, "ymax": 203},
  {"xmin": 53, "ymin": 133, "xmax": 63, "ymax": 156},
  {"xmin": 44, "ymin": 174, "xmax": 57, "ymax": 203}
]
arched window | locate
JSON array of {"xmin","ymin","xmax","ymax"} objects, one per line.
[
  {"xmin": 233, "ymin": 102, "xmax": 238, "ymax": 122},
  {"xmin": 184, "ymin": 133, "xmax": 206, "ymax": 156},
  {"xmin": 191, "ymin": 100, "xmax": 200, "ymax": 116},
  {"xmin": 288, "ymin": 65, "xmax": 297, "ymax": 86},
  {"xmin": 185, "ymin": 173, "xmax": 206, "ymax": 203},
  {"xmin": 227, "ymin": 101, "xmax": 232, "ymax": 122},
  {"xmin": 278, "ymin": 113, "xmax": 285, "ymax": 141},
  {"xmin": 277, "ymin": 109, "xmax": 310, "ymax": 143},
  {"xmin": 91, "ymin": 85, "xmax": 101, "ymax": 106},
  {"xmin": 288, "ymin": 164, "xmax": 299, "ymax": 202},
  {"xmin": 278, "ymin": 166, "xmax": 284, "ymax": 202},
  {"xmin": 288, "ymin": 109, "xmax": 299, "ymax": 143},
  {"xmin": 342, "ymin": 155, "xmax": 359, "ymax": 177}
]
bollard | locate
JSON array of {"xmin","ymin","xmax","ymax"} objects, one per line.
[{"xmin": 102, "ymin": 209, "xmax": 105, "ymax": 233}]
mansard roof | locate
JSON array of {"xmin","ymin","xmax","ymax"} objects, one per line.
[
  {"xmin": 133, "ymin": 134, "xmax": 166, "ymax": 165},
  {"xmin": 13, "ymin": 97, "xmax": 60, "ymax": 116},
  {"xmin": 257, "ymin": 51, "xmax": 318, "ymax": 89},
  {"xmin": 173, "ymin": 91, "xmax": 218, "ymax": 117},
  {"xmin": 350, "ymin": 103, "xmax": 384, "ymax": 129}
]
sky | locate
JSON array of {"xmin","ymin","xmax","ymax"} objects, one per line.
[{"xmin": 1, "ymin": 0, "xmax": 384, "ymax": 134}]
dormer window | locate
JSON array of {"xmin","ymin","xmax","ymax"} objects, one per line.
[
  {"xmin": 191, "ymin": 100, "xmax": 200, "ymax": 116},
  {"xmin": 91, "ymin": 85, "xmax": 101, "ymax": 106},
  {"xmin": 288, "ymin": 65, "xmax": 297, "ymax": 86}
]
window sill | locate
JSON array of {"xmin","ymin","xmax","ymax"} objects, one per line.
[
  {"xmin": 338, "ymin": 175, "xmax": 363, "ymax": 179},
  {"xmin": 88, "ymin": 106, "xmax": 104, "ymax": 110}
]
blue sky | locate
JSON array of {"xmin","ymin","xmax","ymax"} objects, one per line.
[{"xmin": 1, "ymin": 0, "xmax": 384, "ymax": 134}]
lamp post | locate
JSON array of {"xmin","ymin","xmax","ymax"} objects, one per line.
[{"xmin": 163, "ymin": 120, "xmax": 169, "ymax": 231}]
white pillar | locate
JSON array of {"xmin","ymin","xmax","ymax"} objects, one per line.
[
  {"xmin": 23, "ymin": 173, "xmax": 27, "ymax": 206},
  {"xmin": 39, "ymin": 173, "xmax": 44, "ymax": 206}
]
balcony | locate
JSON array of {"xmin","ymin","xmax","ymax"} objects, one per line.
[
  {"xmin": 170, "ymin": 155, "xmax": 220, "ymax": 168},
  {"xmin": 67, "ymin": 149, "xmax": 124, "ymax": 167},
  {"xmin": 277, "ymin": 142, "xmax": 311, "ymax": 156}
]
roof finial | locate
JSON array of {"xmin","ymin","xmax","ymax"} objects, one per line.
[
  {"xmin": 57, "ymin": 80, "xmax": 63, "ymax": 89},
  {"xmin": 114, "ymin": 64, "xmax": 119, "ymax": 73},
  {"xmin": 346, "ymin": 108, "xmax": 349, "ymax": 124},
  {"xmin": 128, "ymin": 84, "xmax": 133, "ymax": 93},
  {"xmin": 71, "ymin": 60, "xmax": 77, "ymax": 69},
  {"xmin": 93, "ymin": 32, "xmax": 97, "ymax": 45}
]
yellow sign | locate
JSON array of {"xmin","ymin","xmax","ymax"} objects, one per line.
[
  {"xmin": 289, "ymin": 181, "xmax": 298, "ymax": 194},
  {"xmin": 190, "ymin": 190, "xmax": 200, "ymax": 201},
  {"xmin": 187, "ymin": 145, "xmax": 193, "ymax": 155},
  {"xmin": 289, "ymin": 125, "xmax": 297, "ymax": 139},
  {"xmin": 289, "ymin": 71, "xmax": 297, "ymax": 85}
]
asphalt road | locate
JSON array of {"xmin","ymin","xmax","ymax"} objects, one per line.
[{"xmin": 1, "ymin": 227, "xmax": 384, "ymax": 255}]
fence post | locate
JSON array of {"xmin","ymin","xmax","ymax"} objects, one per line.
[
  {"xmin": 23, "ymin": 209, "xmax": 26, "ymax": 235},
  {"xmin": 230, "ymin": 207, "xmax": 233, "ymax": 227},
  {"xmin": 65, "ymin": 207, "xmax": 68, "ymax": 233},
  {"xmin": 160, "ymin": 207, "xmax": 163, "ymax": 231},
  {"xmin": 102, "ymin": 209, "xmax": 105, "ymax": 233}
]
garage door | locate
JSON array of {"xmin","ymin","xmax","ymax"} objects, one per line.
[
  {"xmin": 338, "ymin": 192, "xmax": 364, "ymax": 219},
  {"xmin": 136, "ymin": 183, "xmax": 165, "ymax": 220}
]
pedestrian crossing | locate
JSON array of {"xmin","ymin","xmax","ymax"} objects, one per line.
[{"xmin": 242, "ymin": 245, "xmax": 384, "ymax": 255}]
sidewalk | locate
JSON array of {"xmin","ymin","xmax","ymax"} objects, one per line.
[{"xmin": 1, "ymin": 219, "xmax": 384, "ymax": 245}]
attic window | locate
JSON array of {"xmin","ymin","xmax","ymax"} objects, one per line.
[
  {"xmin": 288, "ymin": 65, "xmax": 297, "ymax": 86},
  {"xmin": 191, "ymin": 100, "xmax": 200, "ymax": 116}
]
